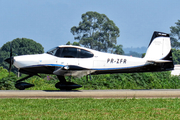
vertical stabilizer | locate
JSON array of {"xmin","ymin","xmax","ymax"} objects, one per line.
[
  {"xmin": 144, "ymin": 31, "xmax": 174, "ymax": 70},
  {"xmin": 144, "ymin": 31, "xmax": 172, "ymax": 61}
]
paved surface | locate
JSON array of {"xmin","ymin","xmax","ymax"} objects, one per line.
[{"xmin": 0, "ymin": 89, "xmax": 180, "ymax": 98}]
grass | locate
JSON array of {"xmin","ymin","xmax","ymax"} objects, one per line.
[{"xmin": 0, "ymin": 98, "xmax": 180, "ymax": 119}]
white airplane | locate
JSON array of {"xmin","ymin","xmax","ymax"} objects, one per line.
[{"xmin": 5, "ymin": 31, "xmax": 174, "ymax": 90}]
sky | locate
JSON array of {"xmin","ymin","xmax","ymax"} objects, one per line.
[{"xmin": 0, "ymin": 0, "xmax": 180, "ymax": 51}]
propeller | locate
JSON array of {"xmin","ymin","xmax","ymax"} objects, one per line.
[{"xmin": 4, "ymin": 42, "xmax": 14, "ymax": 74}]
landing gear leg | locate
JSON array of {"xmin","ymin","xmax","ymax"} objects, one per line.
[
  {"xmin": 15, "ymin": 75, "xmax": 34, "ymax": 90},
  {"xmin": 55, "ymin": 75, "xmax": 82, "ymax": 90},
  {"xmin": 57, "ymin": 76, "xmax": 66, "ymax": 83}
]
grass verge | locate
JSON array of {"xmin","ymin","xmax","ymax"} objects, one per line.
[{"xmin": 0, "ymin": 98, "xmax": 179, "ymax": 119}]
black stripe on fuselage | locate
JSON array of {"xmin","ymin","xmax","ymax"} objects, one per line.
[
  {"xmin": 19, "ymin": 65, "xmax": 89, "ymax": 75},
  {"xmin": 19, "ymin": 66, "xmax": 57, "ymax": 75},
  {"xmin": 92, "ymin": 62, "xmax": 174, "ymax": 75}
]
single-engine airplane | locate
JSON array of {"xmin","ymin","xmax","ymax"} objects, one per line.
[{"xmin": 5, "ymin": 31, "xmax": 174, "ymax": 90}]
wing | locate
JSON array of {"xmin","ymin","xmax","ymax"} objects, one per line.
[{"xmin": 53, "ymin": 66, "xmax": 96, "ymax": 78}]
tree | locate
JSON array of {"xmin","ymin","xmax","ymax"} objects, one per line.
[
  {"xmin": 0, "ymin": 38, "xmax": 44, "ymax": 73},
  {"xmin": 71, "ymin": 11, "xmax": 120, "ymax": 52},
  {"xmin": 169, "ymin": 20, "xmax": 180, "ymax": 64},
  {"xmin": 66, "ymin": 41, "xmax": 71, "ymax": 45},
  {"xmin": 112, "ymin": 45, "xmax": 124, "ymax": 55},
  {"xmin": 141, "ymin": 53, "xmax": 146, "ymax": 58},
  {"xmin": 72, "ymin": 42, "xmax": 80, "ymax": 46},
  {"xmin": 170, "ymin": 20, "xmax": 180, "ymax": 49},
  {"xmin": 125, "ymin": 51, "xmax": 142, "ymax": 57},
  {"xmin": 66, "ymin": 41, "xmax": 80, "ymax": 46},
  {"xmin": 172, "ymin": 49, "xmax": 180, "ymax": 64}
]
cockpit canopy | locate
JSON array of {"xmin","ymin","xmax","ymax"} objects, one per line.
[{"xmin": 46, "ymin": 46, "xmax": 94, "ymax": 58}]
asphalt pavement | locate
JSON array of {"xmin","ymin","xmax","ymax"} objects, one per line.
[{"xmin": 0, "ymin": 89, "xmax": 180, "ymax": 98}]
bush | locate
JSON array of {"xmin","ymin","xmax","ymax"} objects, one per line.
[
  {"xmin": 0, "ymin": 66, "xmax": 9, "ymax": 79},
  {"xmin": 0, "ymin": 66, "xmax": 17, "ymax": 90},
  {"xmin": 0, "ymin": 74, "xmax": 17, "ymax": 90}
]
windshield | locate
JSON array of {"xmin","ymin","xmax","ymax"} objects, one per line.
[{"xmin": 46, "ymin": 47, "xmax": 58, "ymax": 55}]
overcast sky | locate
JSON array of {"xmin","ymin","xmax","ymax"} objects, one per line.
[{"xmin": 0, "ymin": 0, "xmax": 180, "ymax": 51}]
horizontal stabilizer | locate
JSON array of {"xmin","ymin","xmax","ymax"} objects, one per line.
[{"xmin": 147, "ymin": 60, "xmax": 172, "ymax": 63}]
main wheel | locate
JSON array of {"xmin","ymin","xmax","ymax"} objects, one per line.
[{"xmin": 55, "ymin": 82, "xmax": 82, "ymax": 90}]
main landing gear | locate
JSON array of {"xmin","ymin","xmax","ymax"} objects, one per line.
[
  {"xmin": 15, "ymin": 75, "xmax": 82, "ymax": 90},
  {"xmin": 55, "ymin": 76, "xmax": 82, "ymax": 90}
]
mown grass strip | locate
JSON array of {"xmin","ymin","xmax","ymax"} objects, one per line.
[{"xmin": 0, "ymin": 98, "xmax": 179, "ymax": 119}]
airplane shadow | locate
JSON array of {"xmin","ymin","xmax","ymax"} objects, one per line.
[
  {"xmin": 130, "ymin": 89, "xmax": 152, "ymax": 90},
  {"xmin": 43, "ymin": 89, "xmax": 154, "ymax": 92},
  {"xmin": 43, "ymin": 90, "xmax": 82, "ymax": 92}
]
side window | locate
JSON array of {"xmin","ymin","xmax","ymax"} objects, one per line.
[
  {"xmin": 55, "ymin": 48, "xmax": 63, "ymax": 57},
  {"xmin": 79, "ymin": 49, "xmax": 94, "ymax": 58},
  {"xmin": 61, "ymin": 47, "xmax": 78, "ymax": 58}
]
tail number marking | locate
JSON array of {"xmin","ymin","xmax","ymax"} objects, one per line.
[{"xmin": 107, "ymin": 58, "xmax": 127, "ymax": 64}]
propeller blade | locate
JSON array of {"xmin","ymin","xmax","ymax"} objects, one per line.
[
  {"xmin": 9, "ymin": 62, "xmax": 12, "ymax": 74},
  {"xmin": 10, "ymin": 42, "xmax": 12, "ymax": 58},
  {"xmin": 4, "ymin": 57, "xmax": 14, "ymax": 74}
]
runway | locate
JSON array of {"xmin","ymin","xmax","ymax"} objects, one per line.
[{"xmin": 0, "ymin": 89, "xmax": 180, "ymax": 98}]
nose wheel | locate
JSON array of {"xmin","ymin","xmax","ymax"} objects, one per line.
[
  {"xmin": 15, "ymin": 75, "xmax": 35, "ymax": 90},
  {"xmin": 15, "ymin": 82, "xmax": 34, "ymax": 90}
]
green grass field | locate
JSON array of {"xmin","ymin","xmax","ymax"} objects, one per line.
[
  {"xmin": 1, "ymin": 67, "xmax": 180, "ymax": 119},
  {"xmin": 0, "ymin": 98, "xmax": 179, "ymax": 119}
]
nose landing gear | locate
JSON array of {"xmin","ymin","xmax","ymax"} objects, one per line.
[
  {"xmin": 15, "ymin": 82, "xmax": 34, "ymax": 90},
  {"xmin": 15, "ymin": 75, "xmax": 34, "ymax": 90}
]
